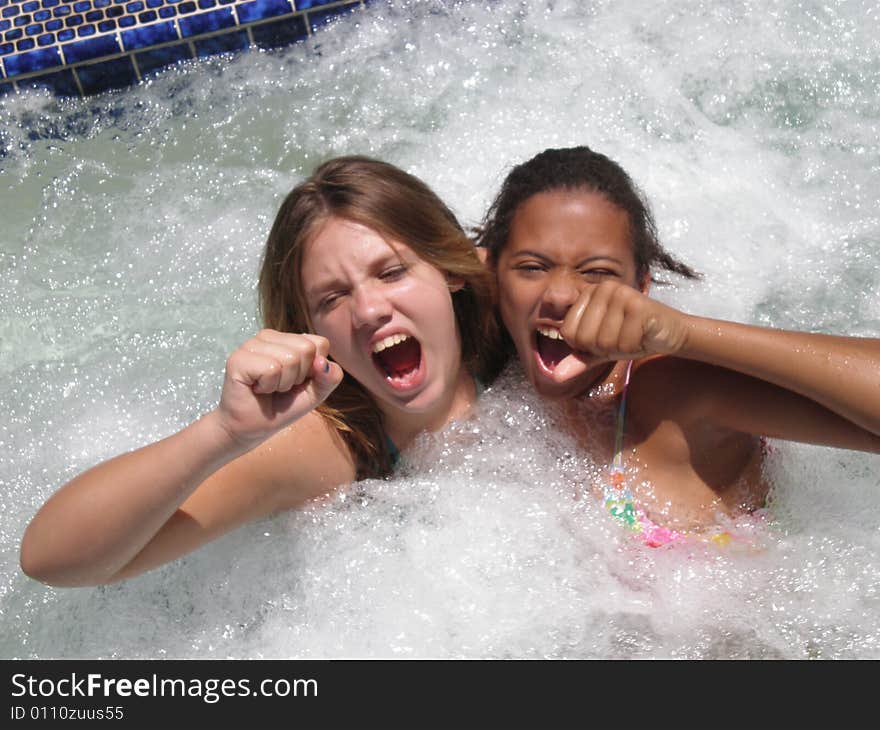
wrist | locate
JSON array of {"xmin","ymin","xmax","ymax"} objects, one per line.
[{"xmin": 197, "ymin": 410, "xmax": 257, "ymax": 461}]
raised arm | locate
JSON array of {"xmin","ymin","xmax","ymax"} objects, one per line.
[
  {"xmin": 554, "ymin": 280, "xmax": 880, "ymax": 449},
  {"xmin": 679, "ymin": 316, "xmax": 880, "ymax": 437},
  {"xmin": 20, "ymin": 330, "xmax": 348, "ymax": 587}
]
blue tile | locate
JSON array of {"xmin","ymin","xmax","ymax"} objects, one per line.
[
  {"xmin": 94, "ymin": 0, "xmax": 111, "ymax": 6},
  {"xmin": 219, "ymin": 0, "xmax": 234, "ymax": 4},
  {"xmin": 137, "ymin": 10, "xmax": 157, "ymax": 22},
  {"xmin": 73, "ymin": 2, "xmax": 92, "ymax": 12},
  {"xmin": 125, "ymin": 1, "xmax": 143, "ymax": 11},
  {"xmin": 178, "ymin": 7, "xmax": 234, "ymax": 36},
  {"xmin": 97, "ymin": 18, "xmax": 115, "ymax": 30},
  {"xmin": 4, "ymin": 45, "xmax": 61, "ymax": 75},
  {"xmin": 42, "ymin": 0, "xmax": 61, "ymax": 7},
  {"xmin": 118, "ymin": 14, "xmax": 134, "ymax": 26},
  {"xmin": 34, "ymin": 10, "xmax": 49, "ymax": 21},
  {"xmin": 134, "ymin": 41, "xmax": 191, "ymax": 74},
  {"xmin": 158, "ymin": 6, "xmax": 173, "ymax": 17},
  {"xmin": 121, "ymin": 20, "xmax": 177, "ymax": 50},
  {"xmin": 23, "ymin": 1, "xmax": 39, "ymax": 11},
  {"xmin": 45, "ymin": 18, "xmax": 60, "ymax": 29},
  {"xmin": 178, "ymin": 1, "xmax": 195, "ymax": 12},
  {"xmin": 6, "ymin": 28, "xmax": 22, "ymax": 39},
  {"xmin": 106, "ymin": 6, "xmax": 122, "ymax": 16},
  {"xmin": 76, "ymin": 55, "xmax": 137, "ymax": 94},
  {"xmin": 295, "ymin": 0, "xmax": 336, "ymax": 8},
  {"xmin": 85, "ymin": 9, "xmax": 102, "ymax": 20},
  {"xmin": 0, "ymin": 19, "xmax": 8, "ymax": 30},
  {"xmin": 61, "ymin": 33, "xmax": 119, "ymax": 63},
  {"xmin": 237, "ymin": 0, "xmax": 292, "ymax": 23},
  {"xmin": 1, "ymin": 7, "xmax": 19, "ymax": 19},
  {"xmin": 25, "ymin": 23, "xmax": 40, "ymax": 35},
  {"xmin": 146, "ymin": 0, "xmax": 163, "ymax": 6},
  {"xmin": 250, "ymin": 13, "xmax": 306, "ymax": 48},
  {"xmin": 65, "ymin": 15, "xmax": 84, "ymax": 27},
  {"xmin": 14, "ymin": 16, "xmax": 31, "ymax": 27},
  {"xmin": 16, "ymin": 67, "xmax": 79, "ymax": 95},
  {"xmin": 76, "ymin": 23, "xmax": 95, "ymax": 36},
  {"xmin": 194, "ymin": 28, "xmax": 247, "ymax": 57},
  {"xmin": 53, "ymin": 6, "xmax": 71, "ymax": 16},
  {"xmin": 168, "ymin": 0, "xmax": 184, "ymax": 4},
  {"xmin": 17, "ymin": 38, "xmax": 35, "ymax": 50},
  {"xmin": 197, "ymin": 0, "xmax": 215, "ymax": 8},
  {"xmin": 0, "ymin": 42, "xmax": 12, "ymax": 55},
  {"xmin": 37, "ymin": 32, "xmax": 52, "ymax": 45},
  {"xmin": 56, "ymin": 28, "xmax": 73, "ymax": 40}
]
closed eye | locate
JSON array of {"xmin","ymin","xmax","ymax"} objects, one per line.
[
  {"xmin": 582, "ymin": 269, "xmax": 619, "ymax": 279},
  {"xmin": 379, "ymin": 265, "xmax": 408, "ymax": 281},
  {"xmin": 513, "ymin": 262, "xmax": 547, "ymax": 273},
  {"xmin": 318, "ymin": 291, "xmax": 347, "ymax": 311}
]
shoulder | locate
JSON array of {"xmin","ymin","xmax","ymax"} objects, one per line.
[
  {"xmin": 252, "ymin": 411, "xmax": 357, "ymax": 511},
  {"xmin": 628, "ymin": 355, "xmax": 753, "ymax": 426}
]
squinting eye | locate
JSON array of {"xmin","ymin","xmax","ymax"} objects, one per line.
[
  {"xmin": 380, "ymin": 265, "xmax": 407, "ymax": 281},
  {"xmin": 583, "ymin": 269, "xmax": 617, "ymax": 278},
  {"xmin": 318, "ymin": 293, "xmax": 343, "ymax": 311},
  {"xmin": 514, "ymin": 263, "xmax": 545, "ymax": 273}
]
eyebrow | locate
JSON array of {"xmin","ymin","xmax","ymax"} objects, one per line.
[
  {"xmin": 304, "ymin": 250, "xmax": 408, "ymax": 302},
  {"xmin": 510, "ymin": 249, "xmax": 624, "ymax": 267}
]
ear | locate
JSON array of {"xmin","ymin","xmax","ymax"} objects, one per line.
[
  {"xmin": 447, "ymin": 275, "xmax": 466, "ymax": 293},
  {"xmin": 475, "ymin": 246, "xmax": 488, "ymax": 265}
]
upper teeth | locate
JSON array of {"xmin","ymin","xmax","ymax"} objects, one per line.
[
  {"xmin": 537, "ymin": 327, "xmax": 563, "ymax": 340},
  {"xmin": 372, "ymin": 333, "xmax": 410, "ymax": 353}
]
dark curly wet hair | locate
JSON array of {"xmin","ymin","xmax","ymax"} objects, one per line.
[{"xmin": 475, "ymin": 146, "xmax": 700, "ymax": 284}]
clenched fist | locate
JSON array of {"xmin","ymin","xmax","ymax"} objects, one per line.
[
  {"xmin": 215, "ymin": 329, "xmax": 344, "ymax": 445},
  {"xmin": 554, "ymin": 281, "xmax": 691, "ymax": 382}
]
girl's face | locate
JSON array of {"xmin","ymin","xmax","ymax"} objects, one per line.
[
  {"xmin": 300, "ymin": 217, "xmax": 464, "ymax": 417},
  {"xmin": 495, "ymin": 189, "xmax": 642, "ymax": 399}
]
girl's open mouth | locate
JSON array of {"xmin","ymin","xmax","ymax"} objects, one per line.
[
  {"xmin": 534, "ymin": 327, "xmax": 572, "ymax": 372},
  {"xmin": 371, "ymin": 334, "xmax": 425, "ymax": 390}
]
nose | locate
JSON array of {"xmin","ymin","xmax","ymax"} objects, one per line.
[
  {"xmin": 350, "ymin": 281, "xmax": 393, "ymax": 330},
  {"xmin": 540, "ymin": 269, "xmax": 583, "ymax": 318}
]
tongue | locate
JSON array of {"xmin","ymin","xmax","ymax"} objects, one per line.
[
  {"xmin": 537, "ymin": 333, "xmax": 572, "ymax": 369},
  {"xmin": 376, "ymin": 337, "xmax": 421, "ymax": 377}
]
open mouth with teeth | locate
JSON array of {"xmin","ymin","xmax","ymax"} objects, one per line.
[
  {"xmin": 371, "ymin": 333, "xmax": 424, "ymax": 389},
  {"xmin": 534, "ymin": 327, "xmax": 572, "ymax": 371}
]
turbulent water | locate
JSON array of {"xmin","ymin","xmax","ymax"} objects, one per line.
[{"xmin": 1, "ymin": 0, "xmax": 879, "ymax": 658}]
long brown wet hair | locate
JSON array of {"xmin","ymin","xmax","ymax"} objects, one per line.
[{"xmin": 259, "ymin": 156, "xmax": 501, "ymax": 479}]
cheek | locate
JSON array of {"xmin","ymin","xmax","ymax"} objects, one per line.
[
  {"xmin": 497, "ymin": 275, "xmax": 533, "ymax": 319},
  {"xmin": 310, "ymin": 313, "xmax": 350, "ymax": 356}
]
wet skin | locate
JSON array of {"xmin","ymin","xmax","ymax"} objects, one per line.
[
  {"xmin": 495, "ymin": 190, "xmax": 767, "ymax": 528},
  {"xmin": 301, "ymin": 218, "xmax": 475, "ymax": 445}
]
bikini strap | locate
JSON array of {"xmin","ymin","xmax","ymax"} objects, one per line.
[{"xmin": 610, "ymin": 360, "xmax": 634, "ymax": 475}]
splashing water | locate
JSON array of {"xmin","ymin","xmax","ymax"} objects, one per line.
[{"xmin": 1, "ymin": 0, "xmax": 879, "ymax": 658}]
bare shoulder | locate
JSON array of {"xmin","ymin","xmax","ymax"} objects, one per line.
[{"xmin": 628, "ymin": 356, "xmax": 720, "ymax": 423}]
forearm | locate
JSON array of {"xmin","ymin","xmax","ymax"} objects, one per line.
[
  {"xmin": 680, "ymin": 316, "xmax": 880, "ymax": 434},
  {"xmin": 20, "ymin": 411, "xmax": 249, "ymax": 587}
]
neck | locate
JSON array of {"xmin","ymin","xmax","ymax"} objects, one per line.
[{"xmin": 383, "ymin": 367, "xmax": 477, "ymax": 450}]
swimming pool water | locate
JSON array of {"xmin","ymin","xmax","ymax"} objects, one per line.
[{"xmin": 1, "ymin": 0, "xmax": 879, "ymax": 658}]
